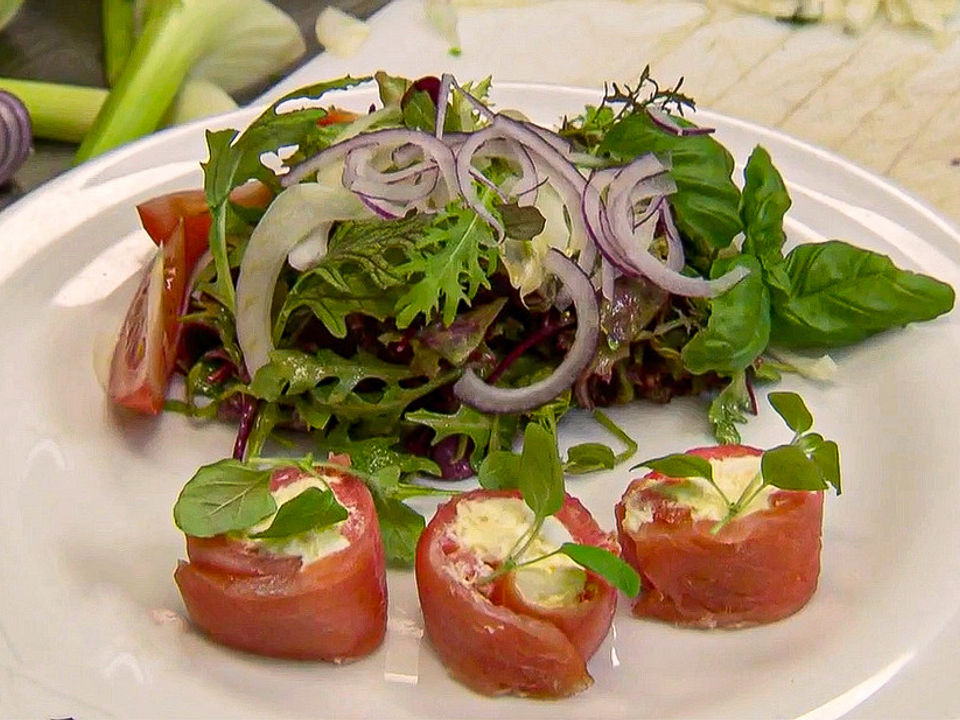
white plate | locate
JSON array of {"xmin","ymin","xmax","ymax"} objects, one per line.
[{"xmin": 1, "ymin": 83, "xmax": 959, "ymax": 720}]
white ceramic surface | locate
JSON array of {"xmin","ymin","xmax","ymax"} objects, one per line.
[{"xmin": 1, "ymin": 83, "xmax": 959, "ymax": 719}]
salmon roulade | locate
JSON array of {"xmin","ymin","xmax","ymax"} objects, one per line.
[
  {"xmin": 416, "ymin": 488, "xmax": 618, "ymax": 698},
  {"xmin": 175, "ymin": 465, "xmax": 387, "ymax": 661},
  {"xmin": 616, "ymin": 445, "xmax": 824, "ymax": 628}
]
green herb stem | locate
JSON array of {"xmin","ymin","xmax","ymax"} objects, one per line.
[
  {"xmin": 102, "ymin": 0, "xmax": 136, "ymax": 85},
  {"xmin": 710, "ymin": 471, "xmax": 764, "ymax": 535},
  {"xmin": 0, "ymin": 79, "xmax": 106, "ymax": 143},
  {"xmin": 593, "ymin": 409, "xmax": 638, "ymax": 464}
]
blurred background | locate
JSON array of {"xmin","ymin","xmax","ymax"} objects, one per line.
[{"xmin": 1, "ymin": 0, "xmax": 959, "ymax": 220}]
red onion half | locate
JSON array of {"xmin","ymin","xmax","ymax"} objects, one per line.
[{"xmin": 0, "ymin": 91, "xmax": 31, "ymax": 186}]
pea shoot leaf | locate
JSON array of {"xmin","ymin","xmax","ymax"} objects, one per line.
[
  {"xmin": 768, "ymin": 391, "xmax": 813, "ymax": 434},
  {"xmin": 250, "ymin": 487, "xmax": 347, "ymax": 539},
  {"xmin": 518, "ymin": 423, "xmax": 565, "ymax": 519},
  {"xmin": 634, "ymin": 452, "xmax": 714, "ymax": 482},
  {"xmin": 371, "ymin": 492, "xmax": 425, "ymax": 566},
  {"xmin": 560, "ymin": 543, "xmax": 641, "ymax": 597},
  {"xmin": 761, "ymin": 444, "xmax": 828, "ymax": 491}
]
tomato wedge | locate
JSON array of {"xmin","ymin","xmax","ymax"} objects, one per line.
[
  {"xmin": 416, "ymin": 489, "xmax": 617, "ymax": 698},
  {"xmin": 137, "ymin": 181, "xmax": 273, "ymax": 265},
  {"xmin": 174, "ymin": 466, "xmax": 387, "ymax": 661},
  {"xmin": 108, "ymin": 182, "xmax": 273, "ymax": 414},
  {"xmin": 107, "ymin": 221, "xmax": 189, "ymax": 414},
  {"xmin": 615, "ymin": 445, "xmax": 824, "ymax": 628}
]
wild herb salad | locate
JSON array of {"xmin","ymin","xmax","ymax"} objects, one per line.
[{"xmin": 108, "ymin": 71, "xmax": 953, "ymax": 563}]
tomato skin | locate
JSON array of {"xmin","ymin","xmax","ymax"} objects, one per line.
[
  {"xmin": 174, "ymin": 468, "xmax": 387, "ymax": 661},
  {"xmin": 415, "ymin": 488, "xmax": 617, "ymax": 698},
  {"xmin": 107, "ymin": 221, "xmax": 189, "ymax": 414},
  {"xmin": 615, "ymin": 445, "xmax": 824, "ymax": 628},
  {"xmin": 136, "ymin": 182, "xmax": 273, "ymax": 266}
]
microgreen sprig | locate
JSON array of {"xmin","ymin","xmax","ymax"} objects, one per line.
[
  {"xmin": 633, "ymin": 391, "xmax": 840, "ymax": 535},
  {"xmin": 477, "ymin": 423, "xmax": 640, "ymax": 597}
]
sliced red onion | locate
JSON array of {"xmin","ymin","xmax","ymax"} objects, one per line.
[
  {"xmin": 455, "ymin": 125, "xmax": 506, "ymax": 235},
  {"xmin": 646, "ymin": 106, "xmax": 715, "ymax": 137},
  {"xmin": 357, "ymin": 194, "xmax": 402, "ymax": 219},
  {"xmin": 659, "ymin": 202, "xmax": 685, "ymax": 272},
  {"xmin": 0, "ymin": 91, "xmax": 31, "ymax": 186},
  {"xmin": 435, "ymin": 73, "xmax": 453, "ymax": 139},
  {"xmin": 284, "ymin": 127, "xmax": 457, "ymax": 197},
  {"xmin": 453, "ymin": 249, "xmax": 599, "ymax": 414}
]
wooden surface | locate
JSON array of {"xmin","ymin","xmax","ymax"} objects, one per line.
[{"xmin": 0, "ymin": 0, "xmax": 390, "ymax": 207}]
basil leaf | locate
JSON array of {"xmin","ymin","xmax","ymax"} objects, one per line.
[
  {"xmin": 560, "ymin": 543, "xmax": 641, "ymax": 597},
  {"xmin": 250, "ymin": 487, "xmax": 348, "ymax": 539},
  {"xmin": 769, "ymin": 240, "xmax": 955, "ymax": 348},
  {"xmin": 564, "ymin": 443, "xmax": 617, "ymax": 475},
  {"xmin": 173, "ymin": 459, "xmax": 275, "ymax": 538},
  {"xmin": 740, "ymin": 145, "xmax": 791, "ymax": 264},
  {"xmin": 371, "ymin": 492, "xmax": 425, "ymax": 567},
  {"xmin": 634, "ymin": 452, "xmax": 714, "ymax": 482},
  {"xmin": 768, "ymin": 391, "xmax": 813, "ymax": 434},
  {"xmin": 599, "ymin": 111, "xmax": 742, "ymax": 258},
  {"xmin": 761, "ymin": 445, "xmax": 828, "ymax": 491},
  {"xmin": 518, "ymin": 423, "xmax": 565, "ymax": 519},
  {"xmin": 681, "ymin": 254, "xmax": 770, "ymax": 375},
  {"xmin": 478, "ymin": 450, "xmax": 522, "ymax": 490},
  {"xmin": 496, "ymin": 201, "xmax": 547, "ymax": 241}
]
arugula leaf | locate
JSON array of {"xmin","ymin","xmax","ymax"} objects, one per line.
[
  {"xmin": 202, "ymin": 76, "xmax": 371, "ymax": 312},
  {"xmin": 559, "ymin": 543, "xmax": 641, "ymax": 597},
  {"xmin": 276, "ymin": 214, "xmax": 429, "ymax": 340},
  {"xmin": 761, "ymin": 444, "xmax": 828, "ymax": 491},
  {"xmin": 681, "ymin": 255, "xmax": 770, "ymax": 375},
  {"xmin": 708, "ymin": 371, "xmax": 753, "ymax": 444},
  {"xmin": 768, "ymin": 391, "xmax": 813, "ymax": 434},
  {"xmin": 740, "ymin": 145, "xmax": 791, "ymax": 264},
  {"xmin": 406, "ymin": 405, "xmax": 495, "ymax": 469},
  {"xmin": 250, "ymin": 487, "xmax": 347, "ymax": 539},
  {"xmin": 633, "ymin": 452, "xmax": 714, "ymax": 482},
  {"xmin": 394, "ymin": 202, "xmax": 499, "ymax": 328},
  {"xmin": 599, "ymin": 111, "xmax": 742, "ymax": 259},
  {"xmin": 477, "ymin": 450, "xmax": 522, "ymax": 490},
  {"xmin": 564, "ymin": 443, "xmax": 617, "ymax": 475},
  {"xmin": 518, "ymin": 423, "xmax": 565, "ymax": 518},
  {"xmin": 371, "ymin": 492, "xmax": 425, "ymax": 566},
  {"xmin": 319, "ymin": 430, "xmax": 441, "ymax": 478},
  {"xmin": 768, "ymin": 240, "xmax": 955, "ymax": 348},
  {"xmin": 173, "ymin": 459, "xmax": 275, "ymax": 537}
]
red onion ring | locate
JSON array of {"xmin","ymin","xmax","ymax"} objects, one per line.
[{"xmin": 452, "ymin": 248, "xmax": 599, "ymax": 414}]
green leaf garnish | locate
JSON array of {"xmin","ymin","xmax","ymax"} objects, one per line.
[
  {"xmin": 761, "ymin": 444, "xmax": 828, "ymax": 491},
  {"xmin": 560, "ymin": 543, "xmax": 641, "ymax": 597},
  {"xmin": 371, "ymin": 492, "xmax": 426, "ymax": 567},
  {"xmin": 249, "ymin": 487, "xmax": 347, "ymax": 539},
  {"xmin": 477, "ymin": 450, "xmax": 522, "ymax": 490},
  {"xmin": 634, "ymin": 452, "xmax": 714, "ymax": 482},
  {"xmin": 564, "ymin": 443, "xmax": 617, "ymax": 475},
  {"xmin": 495, "ymin": 201, "xmax": 547, "ymax": 241},
  {"xmin": 173, "ymin": 459, "xmax": 275, "ymax": 538},
  {"xmin": 518, "ymin": 423, "xmax": 565, "ymax": 519},
  {"xmin": 768, "ymin": 391, "xmax": 813, "ymax": 434}
]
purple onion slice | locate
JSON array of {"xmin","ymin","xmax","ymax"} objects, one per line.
[{"xmin": 452, "ymin": 248, "xmax": 599, "ymax": 414}]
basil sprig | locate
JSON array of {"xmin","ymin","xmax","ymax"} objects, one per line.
[{"xmin": 635, "ymin": 391, "xmax": 840, "ymax": 534}]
